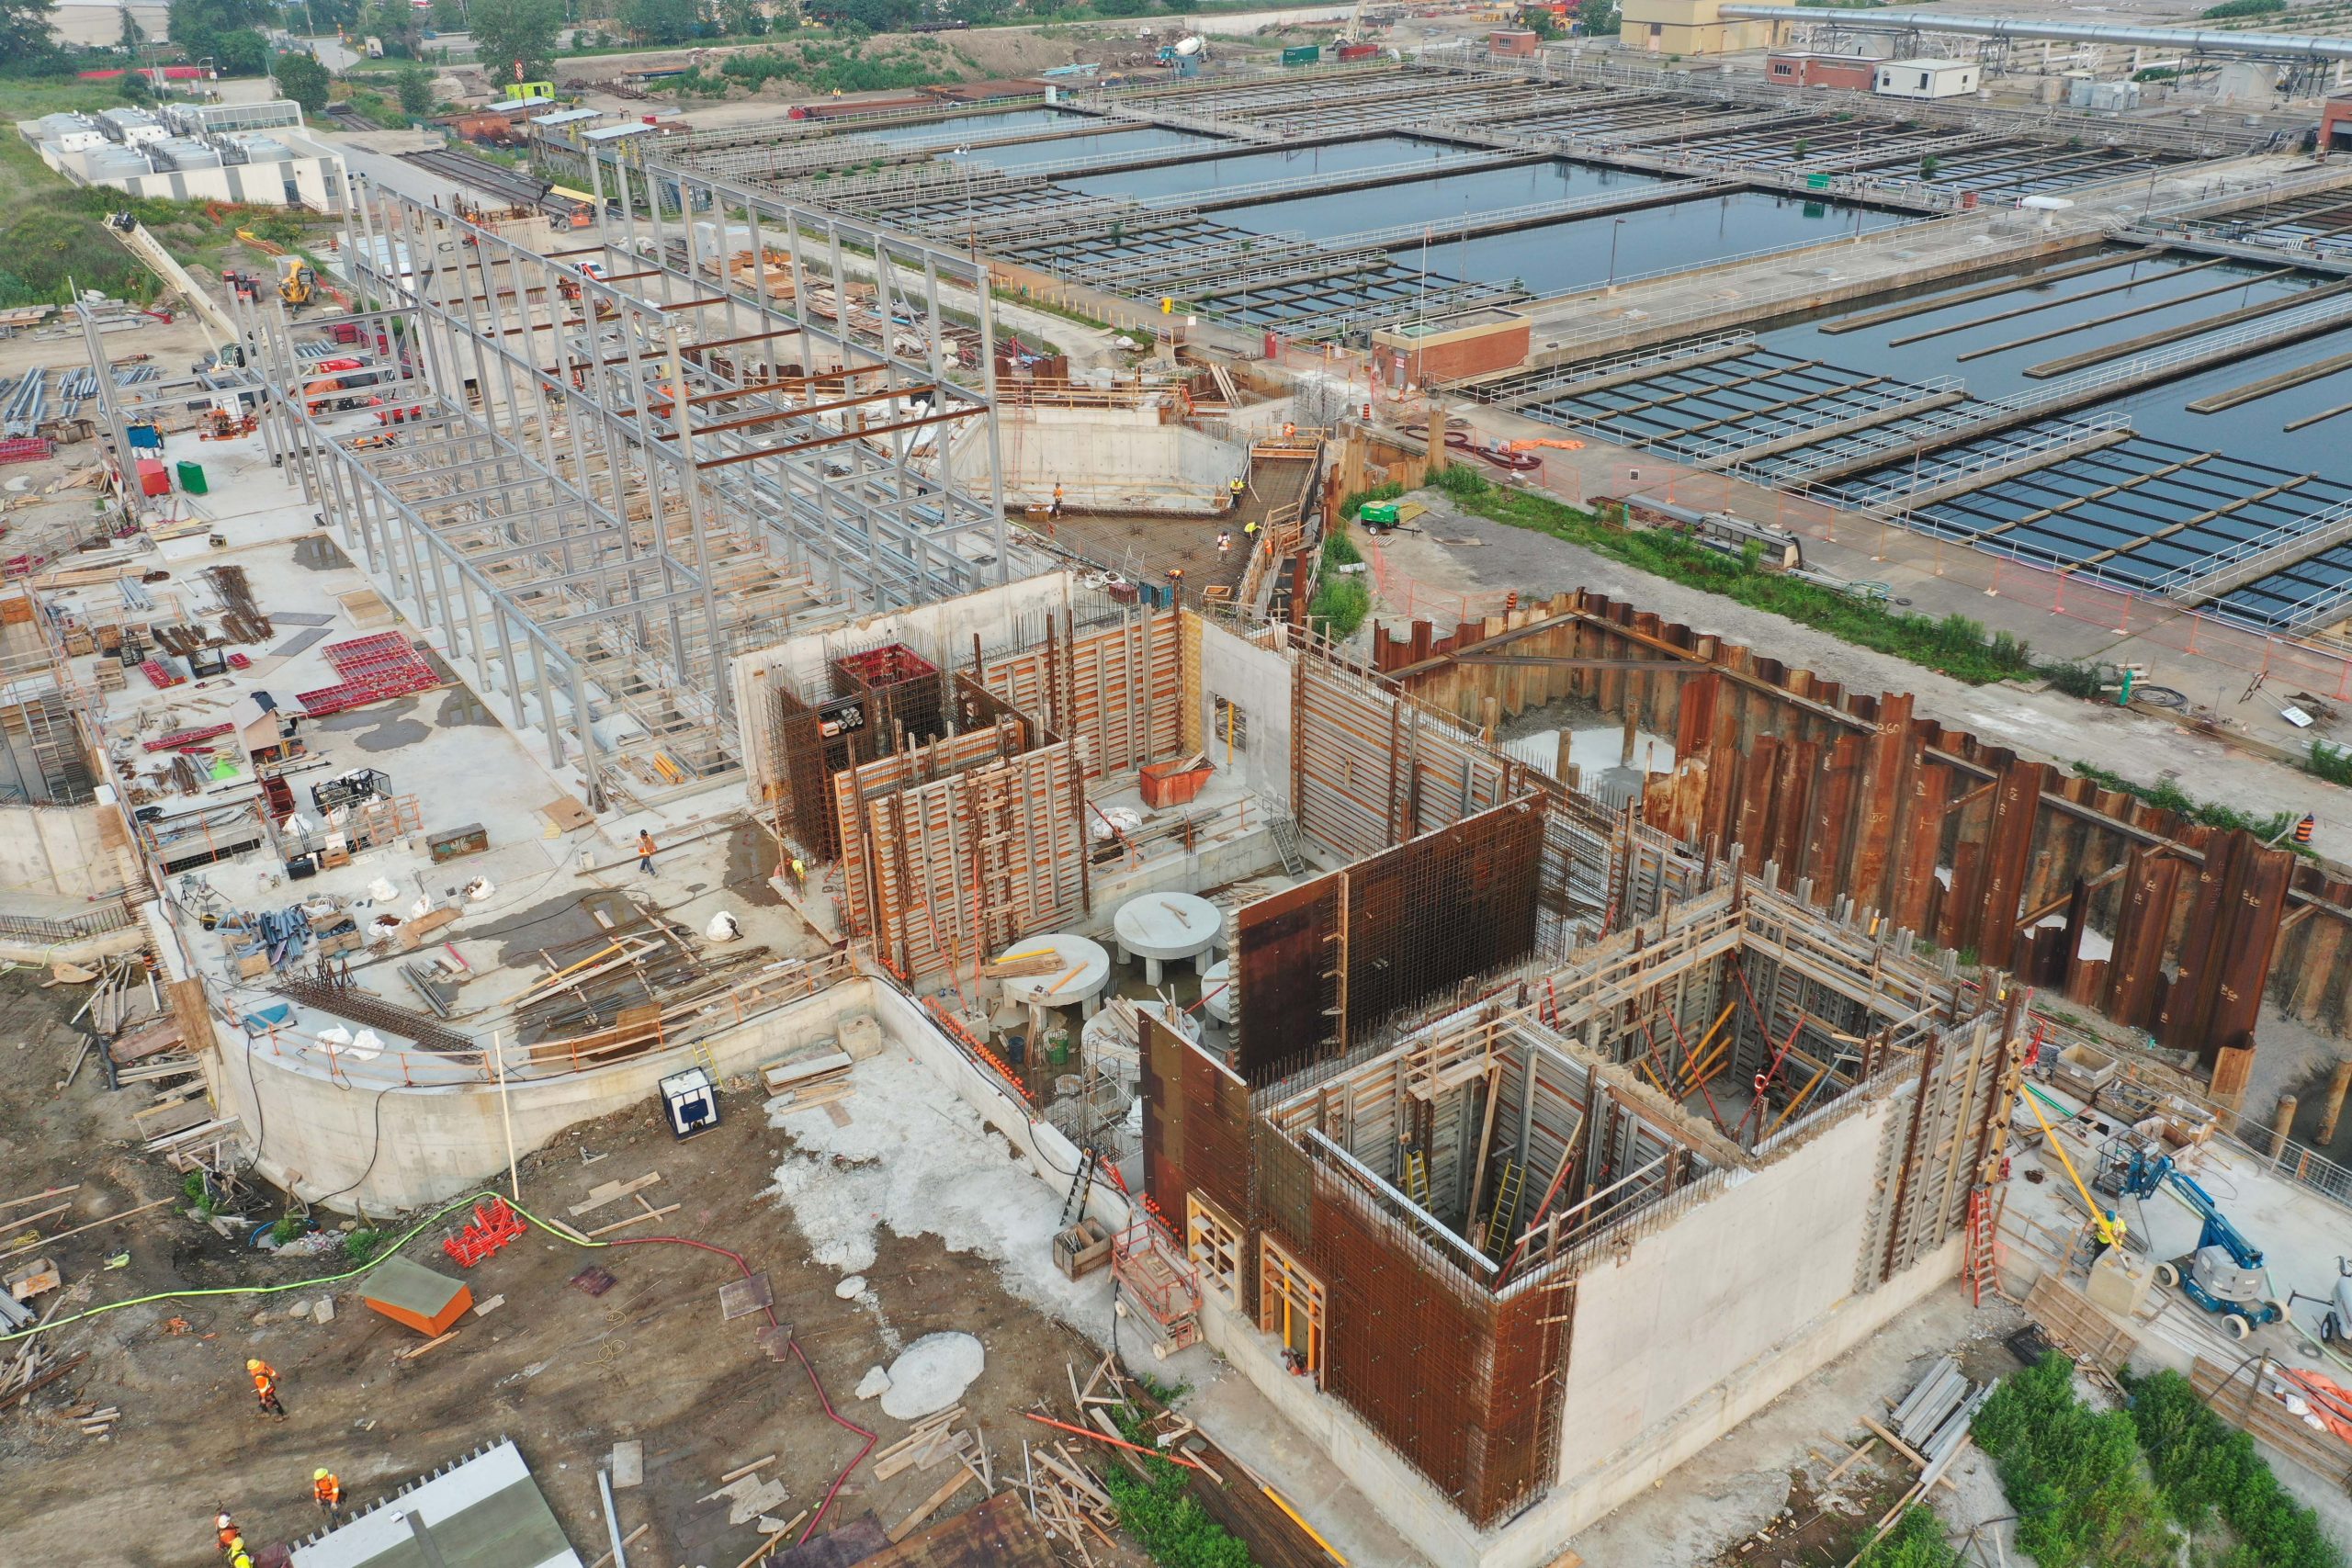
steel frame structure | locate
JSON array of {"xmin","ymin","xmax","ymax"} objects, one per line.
[{"xmin": 235, "ymin": 169, "xmax": 1010, "ymax": 810}]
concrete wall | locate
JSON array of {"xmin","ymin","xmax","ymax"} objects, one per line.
[
  {"xmin": 1001, "ymin": 407, "xmax": 1239, "ymax": 513},
  {"xmin": 1203, "ymin": 1089, "xmax": 1968, "ymax": 1568},
  {"xmin": 0, "ymin": 802, "xmax": 119, "ymax": 898},
  {"xmin": 1553, "ymin": 1099, "xmax": 1887, "ymax": 1483},
  {"xmin": 1195, "ymin": 621, "xmax": 1294, "ymax": 808},
  {"xmin": 199, "ymin": 966, "xmax": 1142, "ymax": 1226}
]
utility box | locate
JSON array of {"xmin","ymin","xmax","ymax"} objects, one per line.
[
  {"xmin": 427, "ymin": 822, "xmax": 490, "ymax": 863},
  {"xmin": 1873, "ymin": 58, "xmax": 1980, "ymax": 99}
]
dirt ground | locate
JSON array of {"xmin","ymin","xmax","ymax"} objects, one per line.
[{"xmin": 0, "ymin": 967, "xmax": 1142, "ymax": 1568}]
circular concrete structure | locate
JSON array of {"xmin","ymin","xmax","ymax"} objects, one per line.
[
  {"xmin": 996, "ymin": 932, "xmax": 1111, "ymax": 1018},
  {"xmin": 1113, "ymin": 891, "xmax": 1222, "ymax": 985},
  {"xmin": 1200, "ymin": 958, "xmax": 1236, "ymax": 1024}
]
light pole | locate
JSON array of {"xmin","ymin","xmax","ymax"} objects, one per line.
[{"xmin": 1605, "ymin": 216, "xmax": 1624, "ymax": 292}]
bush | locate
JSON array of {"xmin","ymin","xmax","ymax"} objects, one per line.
[
  {"xmin": 1339, "ymin": 479, "xmax": 1404, "ymax": 520},
  {"xmin": 270, "ymin": 1213, "xmax": 305, "ymax": 1246},
  {"xmin": 1430, "ymin": 463, "xmax": 1491, "ymax": 502},
  {"xmin": 2069, "ymin": 761, "xmax": 2302, "ymax": 845},
  {"xmin": 344, "ymin": 1227, "xmax": 387, "ymax": 1264},
  {"xmin": 1855, "ymin": 1506, "xmax": 1962, "ymax": 1568},
  {"xmin": 1309, "ymin": 575, "xmax": 1372, "ymax": 641},
  {"xmin": 1322, "ymin": 528, "xmax": 1361, "ymax": 569},
  {"xmin": 2126, "ymin": 1369, "xmax": 2342, "ymax": 1567},
  {"xmin": 2041, "ymin": 660, "xmax": 2108, "ymax": 700},
  {"xmin": 1973, "ymin": 1352, "xmax": 2175, "ymax": 1568},
  {"xmin": 2313, "ymin": 739, "xmax": 2352, "ymax": 787},
  {"xmin": 2203, "ymin": 0, "xmax": 2284, "ymax": 15},
  {"xmin": 1100, "ymin": 1409, "xmax": 1252, "ymax": 1568}
]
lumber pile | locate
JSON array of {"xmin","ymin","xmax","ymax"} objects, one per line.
[
  {"xmin": 873, "ymin": 1404, "xmax": 980, "ymax": 1483},
  {"xmin": 763, "ymin": 1047, "xmax": 855, "ymax": 1119},
  {"xmin": 1018, "ymin": 1438, "xmax": 1118, "ymax": 1565}
]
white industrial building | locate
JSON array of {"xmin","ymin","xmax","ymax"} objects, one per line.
[
  {"xmin": 16, "ymin": 100, "xmax": 345, "ymax": 210},
  {"xmin": 1873, "ymin": 58, "xmax": 1982, "ymax": 98}
]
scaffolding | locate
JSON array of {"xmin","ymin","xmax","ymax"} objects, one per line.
[{"xmin": 227, "ymin": 169, "xmax": 1011, "ymax": 808}]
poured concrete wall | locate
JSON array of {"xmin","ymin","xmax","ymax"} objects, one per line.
[
  {"xmin": 1553, "ymin": 1098, "xmax": 1888, "ymax": 1483},
  {"xmin": 1001, "ymin": 407, "xmax": 1238, "ymax": 513},
  {"xmin": 199, "ymin": 969, "xmax": 1135, "ymax": 1226},
  {"xmin": 1195, "ymin": 622, "xmax": 1294, "ymax": 808},
  {"xmin": 0, "ymin": 803, "xmax": 116, "ymax": 897}
]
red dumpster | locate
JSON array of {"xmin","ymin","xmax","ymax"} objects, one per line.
[{"xmin": 136, "ymin": 458, "xmax": 170, "ymax": 497}]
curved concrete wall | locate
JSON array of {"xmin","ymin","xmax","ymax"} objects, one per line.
[{"xmin": 204, "ymin": 973, "xmax": 881, "ymax": 1213}]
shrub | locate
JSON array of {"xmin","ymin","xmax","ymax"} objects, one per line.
[
  {"xmin": 1322, "ymin": 528, "xmax": 1361, "ymax": 569},
  {"xmin": 1309, "ymin": 575, "xmax": 1372, "ymax": 641},
  {"xmin": 1973, "ymin": 1352, "xmax": 2175, "ymax": 1568},
  {"xmin": 2203, "ymin": 0, "xmax": 2284, "ymax": 16},
  {"xmin": 1430, "ymin": 463, "xmax": 1491, "ymax": 502},
  {"xmin": 2313, "ymin": 739, "xmax": 2352, "ymax": 787},
  {"xmin": 1855, "ymin": 1506, "xmax": 1962, "ymax": 1568},
  {"xmin": 344, "ymin": 1227, "xmax": 387, "ymax": 1264},
  {"xmin": 2126, "ymin": 1368, "xmax": 2342, "ymax": 1567},
  {"xmin": 1101, "ymin": 1409, "xmax": 1251, "ymax": 1568},
  {"xmin": 2041, "ymin": 660, "xmax": 2108, "ymax": 700},
  {"xmin": 270, "ymin": 1213, "xmax": 304, "ymax": 1246}
]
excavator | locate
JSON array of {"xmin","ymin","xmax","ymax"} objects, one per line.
[{"xmin": 277, "ymin": 256, "xmax": 318, "ymax": 310}]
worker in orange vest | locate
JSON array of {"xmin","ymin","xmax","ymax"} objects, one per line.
[
  {"xmin": 247, "ymin": 1358, "xmax": 285, "ymax": 1417},
  {"xmin": 314, "ymin": 1467, "xmax": 344, "ymax": 1520},
  {"xmin": 214, "ymin": 1511, "xmax": 240, "ymax": 1553},
  {"xmin": 637, "ymin": 829, "xmax": 659, "ymax": 877},
  {"xmin": 1049, "ymin": 481, "xmax": 1065, "ymax": 519}
]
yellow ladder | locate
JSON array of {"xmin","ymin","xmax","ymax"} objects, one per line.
[
  {"xmin": 1403, "ymin": 1150, "xmax": 1430, "ymax": 1208},
  {"xmin": 1484, "ymin": 1160, "xmax": 1524, "ymax": 1260}
]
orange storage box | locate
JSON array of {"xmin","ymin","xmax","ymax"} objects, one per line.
[
  {"xmin": 1139, "ymin": 758, "xmax": 1212, "ymax": 808},
  {"xmin": 361, "ymin": 1254, "xmax": 474, "ymax": 1337},
  {"xmin": 136, "ymin": 458, "xmax": 170, "ymax": 498}
]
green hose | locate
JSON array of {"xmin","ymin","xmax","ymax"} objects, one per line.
[{"xmin": 0, "ymin": 1190, "xmax": 601, "ymax": 1344}]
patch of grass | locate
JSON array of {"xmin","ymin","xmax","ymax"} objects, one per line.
[
  {"xmin": 344, "ymin": 1227, "xmax": 387, "ymax": 1264},
  {"xmin": 2312, "ymin": 739, "xmax": 2352, "ymax": 788},
  {"xmin": 2125, "ymin": 1368, "xmax": 2341, "ymax": 1566},
  {"xmin": 1973, "ymin": 1352, "xmax": 2176, "ymax": 1568},
  {"xmin": 1854, "ymin": 1506, "xmax": 1962, "ymax": 1568},
  {"xmin": 2203, "ymin": 0, "xmax": 2285, "ymax": 17},
  {"xmin": 269, "ymin": 1213, "xmax": 304, "ymax": 1246},
  {"xmin": 1322, "ymin": 527, "xmax": 1361, "ymax": 569},
  {"xmin": 181, "ymin": 1170, "xmax": 217, "ymax": 1219},
  {"xmin": 1445, "ymin": 483, "xmax": 2039, "ymax": 684},
  {"xmin": 2068, "ymin": 760, "xmax": 2305, "ymax": 848}
]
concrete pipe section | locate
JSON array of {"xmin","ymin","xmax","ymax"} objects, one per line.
[
  {"xmin": 996, "ymin": 931, "xmax": 1112, "ymax": 1018},
  {"xmin": 1200, "ymin": 957, "xmax": 1236, "ymax": 1024},
  {"xmin": 1112, "ymin": 891, "xmax": 1223, "ymax": 985}
]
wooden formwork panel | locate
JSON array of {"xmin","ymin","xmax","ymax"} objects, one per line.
[
  {"xmin": 1295, "ymin": 660, "xmax": 1511, "ymax": 863},
  {"xmin": 831, "ymin": 728, "xmax": 1023, "ymax": 953},
  {"xmin": 980, "ymin": 613, "xmax": 1182, "ymax": 778},
  {"xmin": 862, "ymin": 741, "xmax": 1085, "ymax": 979}
]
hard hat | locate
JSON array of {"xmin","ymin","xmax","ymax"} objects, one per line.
[
  {"xmin": 314, "ymin": 1468, "xmax": 330, "ymax": 1481},
  {"xmin": 246, "ymin": 1359, "xmax": 263, "ymax": 1371}
]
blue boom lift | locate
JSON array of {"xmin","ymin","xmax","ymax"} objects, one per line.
[{"xmin": 2112, "ymin": 1147, "xmax": 2283, "ymax": 1338}]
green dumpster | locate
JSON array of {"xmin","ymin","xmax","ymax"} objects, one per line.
[
  {"xmin": 1804, "ymin": 174, "xmax": 1831, "ymax": 191},
  {"xmin": 1282, "ymin": 44, "xmax": 1320, "ymax": 64},
  {"xmin": 175, "ymin": 460, "xmax": 208, "ymax": 495}
]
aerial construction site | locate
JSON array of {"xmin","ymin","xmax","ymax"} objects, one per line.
[{"xmin": 25, "ymin": 4, "xmax": 2352, "ymax": 1565}]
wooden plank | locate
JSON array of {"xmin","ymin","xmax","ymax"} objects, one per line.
[
  {"xmin": 887, "ymin": 1462, "xmax": 980, "ymax": 1543},
  {"xmin": 567, "ymin": 1172, "xmax": 661, "ymax": 1218},
  {"xmin": 583, "ymin": 1202, "xmax": 680, "ymax": 1238}
]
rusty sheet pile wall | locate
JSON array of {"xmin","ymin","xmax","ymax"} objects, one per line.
[{"xmin": 1376, "ymin": 590, "xmax": 2312, "ymax": 1090}]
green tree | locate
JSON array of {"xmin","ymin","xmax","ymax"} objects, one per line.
[
  {"xmin": 1092, "ymin": 0, "xmax": 1149, "ymax": 14},
  {"xmin": 167, "ymin": 0, "xmax": 270, "ymax": 66},
  {"xmin": 0, "ymin": 0, "xmax": 67, "ymax": 75},
  {"xmin": 119, "ymin": 5, "xmax": 145, "ymax": 51},
  {"xmin": 368, "ymin": 0, "xmax": 424, "ymax": 54},
  {"xmin": 472, "ymin": 0, "xmax": 560, "ymax": 82},
  {"xmin": 1522, "ymin": 5, "xmax": 1562, "ymax": 38},
  {"xmin": 622, "ymin": 0, "xmax": 700, "ymax": 42},
  {"xmin": 718, "ymin": 0, "xmax": 766, "ymax": 32},
  {"xmin": 215, "ymin": 27, "xmax": 270, "ymax": 73},
  {"xmin": 430, "ymin": 0, "xmax": 466, "ymax": 25},
  {"xmin": 394, "ymin": 58, "xmax": 435, "ymax": 117},
  {"xmin": 274, "ymin": 49, "xmax": 332, "ymax": 112},
  {"xmin": 1575, "ymin": 0, "xmax": 1619, "ymax": 32}
]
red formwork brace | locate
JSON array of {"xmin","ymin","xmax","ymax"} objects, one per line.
[
  {"xmin": 143, "ymin": 724, "xmax": 233, "ymax": 751},
  {"xmin": 140, "ymin": 659, "xmax": 184, "ymax": 689},
  {"xmin": 441, "ymin": 1197, "xmax": 526, "ymax": 1268}
]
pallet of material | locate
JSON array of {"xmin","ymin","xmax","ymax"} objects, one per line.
[
  {"xmin": 763, "ymin": 1050, "xmax": 851, "ymax": 1092},
  {"xmin": 2191, "ymin": 1357, "xmax": 2352, "ymax": 1489}
]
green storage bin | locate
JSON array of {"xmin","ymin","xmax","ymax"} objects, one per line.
[
  {"xmin": 1804, "ymin": 174, "xmax": 1831, "ymax": 191},
  {"xmin": 175, "ymin": 460, "xmax": 208, "ymax": 495}
]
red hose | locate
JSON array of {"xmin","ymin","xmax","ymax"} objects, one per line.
[{"xmin": 610, "ymin": 1235, "xmax": 876, "ymax": 1544}]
